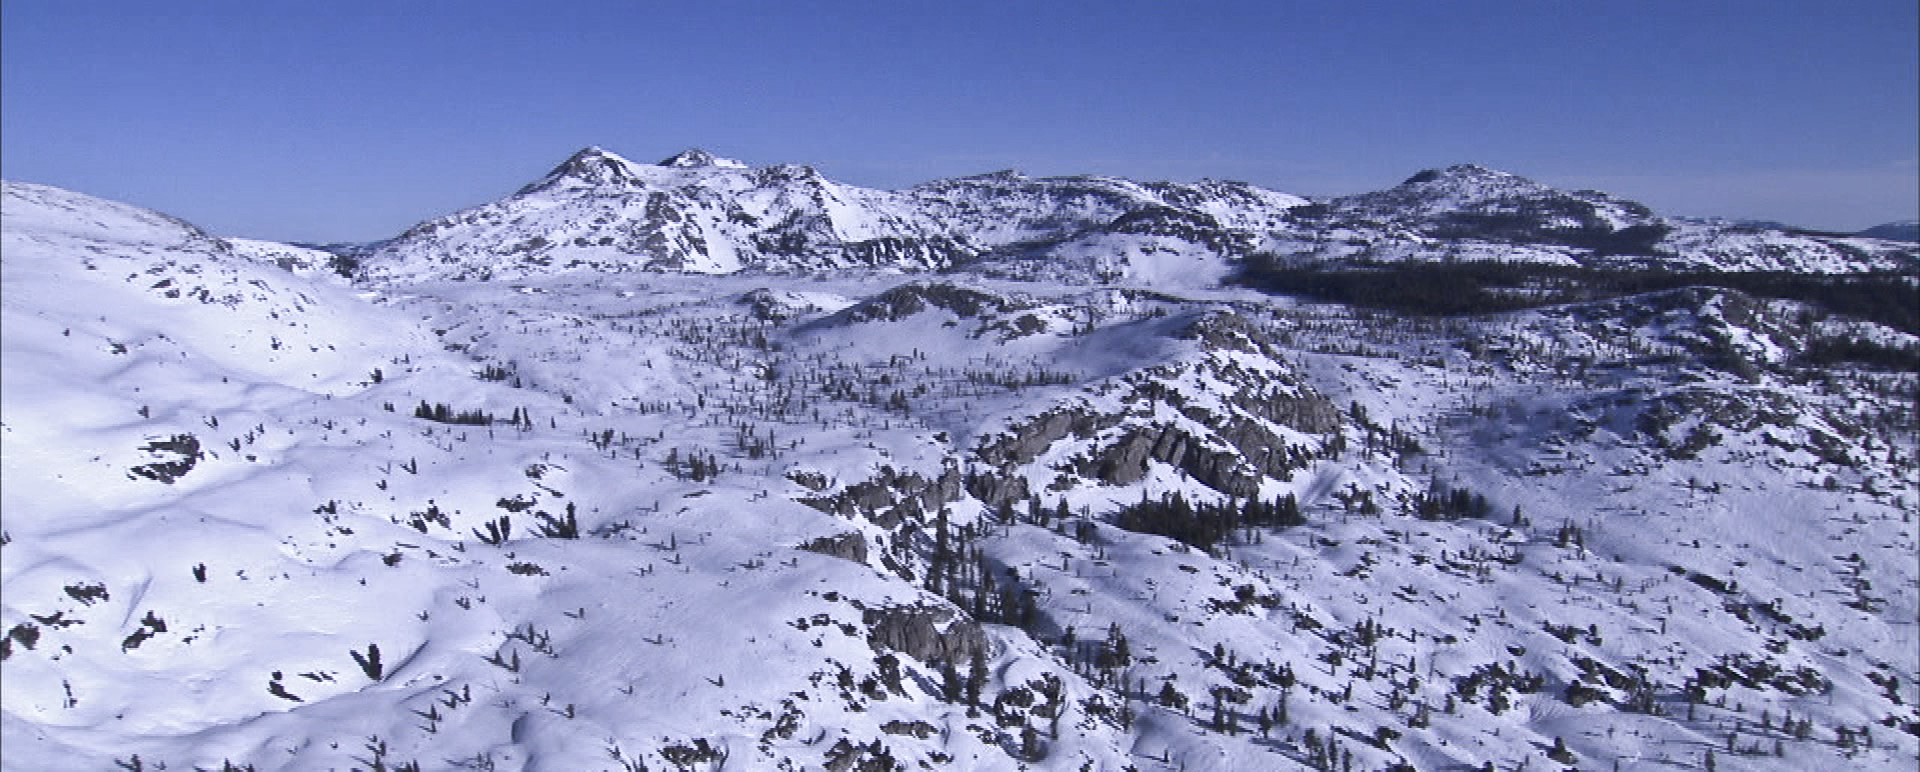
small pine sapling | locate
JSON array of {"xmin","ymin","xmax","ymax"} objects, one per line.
[{"xmin": 352, "ymin": 643, "xmax": 384, "ymax": 681}]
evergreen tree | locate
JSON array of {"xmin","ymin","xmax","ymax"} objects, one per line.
[
  {"xmin": 965, "ymin": 649, "xmax": 987, "ymax": 713},
  {"xmin": 940, "ymin": 660, "xmax": 962, "ymax": 704}
]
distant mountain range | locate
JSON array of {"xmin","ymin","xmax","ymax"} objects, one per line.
[{"xmin": 347, "ymin": 147, "xmax": 1918, "ymax": 285}]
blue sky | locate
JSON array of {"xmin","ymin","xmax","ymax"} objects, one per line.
[{"xmin": 3, "ymin": 1, "xmax": 1915, "ymax": 242}]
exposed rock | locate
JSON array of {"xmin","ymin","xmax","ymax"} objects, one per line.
[
  {"xmin": 129, "ymin": 434, "xmax": 201, "ymax": 484},
  {"xmin": 1106, "ymin": 205, "xmax": 1247, "ymax": 254},
  {"xmin": 963, "ymin": 470, "xmax": 1030, "ymax": 511},
  {"xmin": 1079, "ymin": 423, "xmax": 1264, "ymax": 498},
  {"xmin": 796, "ymin": 532, "xmax": 868, "ymax": 564},
  {"xmin": 785, "ymin": 468, "xmax": 832, "ymax": 492},
  {"xmin": 863, "ymin": 603, "xmax": 987, "ymax": 665},
  {"xmin": 822, "ymin": 737, "xmax": 899, "ymax": 772},
  {"xmin": 880, "ymin": 719, "xmax": 937, "ymax": 739},
  {"xmin": 976, "ymin": 408, "xmax": 1121, "ymax": 467},
  {"xmin": 844, "ymin": 282, "xmax": 1027, "ymax": 324},
  {"xmin": 798, "ymin": 464, "xmax": 965, "ymax": 526}
]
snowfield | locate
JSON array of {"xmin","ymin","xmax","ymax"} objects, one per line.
[{"xmin": 2, "ymin": 156, "xmax": 1915, "ymax": 772}]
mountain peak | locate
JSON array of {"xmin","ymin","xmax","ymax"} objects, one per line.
[
  {"xmin": 1367, "ymin": 163, "xmax": 1555, "ymax": 212},
  {"xmin": 658, "ymin": 148, "xmax": 749, "ymax": 170},
  {"xmin": 514, "ymin": 146, "xmax": 748, "ymax": 196},
  {"xmin": 1398, "ymin": 163, "xmax": 1525, "ymax": 188},
  {"xmin": 516, "ymin": 146, "xmax": 651, "ymax": 195}
]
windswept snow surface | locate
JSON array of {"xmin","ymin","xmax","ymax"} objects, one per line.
[{"xmin": 2, "ymin": 176, "xmax": 1916, "ymax": 772}]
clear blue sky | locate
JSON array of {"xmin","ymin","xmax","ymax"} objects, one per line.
[{"xmin": 4, "ymin": 1, "xmax": 1915, "ymax": 242}]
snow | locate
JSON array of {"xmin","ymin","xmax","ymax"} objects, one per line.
[{"xmin": 2, "ymin": 173, "xmax": 1915, "ymax": 772}]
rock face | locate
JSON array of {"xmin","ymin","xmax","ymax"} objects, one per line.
[
  {"xmin": 798, "ymin": 532, "xmax": 869, "ymax": 564},
  {"xmin": 1084, "ymin": 419, "xmax": 1291, "ymax": 498},
  {"xmin": 862, "ymin": 603, "xmax": 987, "ymax": 665},
  {"xmin": 976, "ymin": 408, "xmax": 1121, "ymax": 469}
]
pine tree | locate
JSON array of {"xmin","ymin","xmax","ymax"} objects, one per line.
[
  {"xmin": 965, "ymin": 649, "xmax": 987, "ymax": 713},
  {"xmin": 875, "ymin": 653, "xmax": 903, "ymax": 695},
  {"xmin": 1158, "ymin": 681, "xmax": 1188, "ymax": 714},
  {"xmin": 1548, "ymin": 735, "xmax": 1575, "ymax": 764},
  {"xmin": 940, "ymin": 660, "xmax": 962, "ymax": 704},
  {"xmin": 1106, "ymin": 622, "xmax": 1130, "ymax": 667}
]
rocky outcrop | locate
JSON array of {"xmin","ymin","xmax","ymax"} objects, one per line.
[
  {"xmin": 970, "ymin": 313, "xmax": 1342, "ymax": 502},
  {"xmin": 963, "ymin": 469, "xmax": 1031, "ymax": 511},
  {"xmin": 797, "ymin": 532, "xmax": 869, "ymax": 564},
  {"xmin": 129, "ymin": 434, "xmax": 201, "ymax": 484},
  {"xmin": 799, "ymin": 464, "xmax": 965, "ymax": 524},
  {"xmin": 975, "ymin": 407, "xmax": 1121, "ymax": 468},
  {"xmin": 1078, "ymin": 423, "xmax": 1242, "ymax": 497},
  {"xmin": 862, "ymin": 603, "xmax": 987, "ymax": 665},
  {"xmin": 843, "ymin": 282, "xmax": 1028, "ymax": 324}
]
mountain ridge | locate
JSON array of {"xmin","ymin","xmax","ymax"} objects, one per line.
[
  {"xmin": 1857, "ymin": 219, "xmax": 1920, "ymax": 242},
  {"xmin": 354, "ymin": 147, "xmax": 1918, "ymax": 285}
]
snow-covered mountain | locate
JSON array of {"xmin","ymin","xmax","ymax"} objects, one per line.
[
  {"xmin": 356, "ymin": 151, "xmax": 1916, "ymax": 286},
  {"xmin": 3, "ymin": 169, "xmax": 1916, "ymax": 772},
  {"xmin": 360, "ymin": 146, "xmax": 939, "ymax": 279},
  {"xmin": 357, "ymin": 147, "xmax": 1322, "ymax": 287},
  {"xmin": 1265, "ymin": 165, "xmax": 1918, "ymax": 273}
]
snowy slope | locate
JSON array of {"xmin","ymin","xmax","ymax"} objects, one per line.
[{"xmin": 2, "ymin": 179, "xmax": 1915, "ymax": 772}]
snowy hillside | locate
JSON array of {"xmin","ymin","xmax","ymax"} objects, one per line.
[{"xmin": 2, "ymin": 174, "xmax": 1915, "ymax": 772}]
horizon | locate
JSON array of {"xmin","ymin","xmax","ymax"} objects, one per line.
[{"xmin": 3, "ymin": 2, "xmax": 1916, "ymax": 243}]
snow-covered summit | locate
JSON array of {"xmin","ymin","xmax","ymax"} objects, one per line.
[
  {"xmin": 657, "ymin": 147, "xmax": 749, "ymax": 169},
  {"xmin": 1326, "ymin": 163, "xmax": 1658, "ymax": 233},
  {"xmin": 515, "ymin": 146, "xmax": 754, "ymax": 197},
  {"xmin": 513, "ymin": 145, "xmax": 658, "ymax": 195},
  {"xmin": 365, "ymin": 145, "xmax": 958, "ymax": 281},
  {"xmin": 1382, "ymin": 163, "xmax": 1555, "ymax": 212}
]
